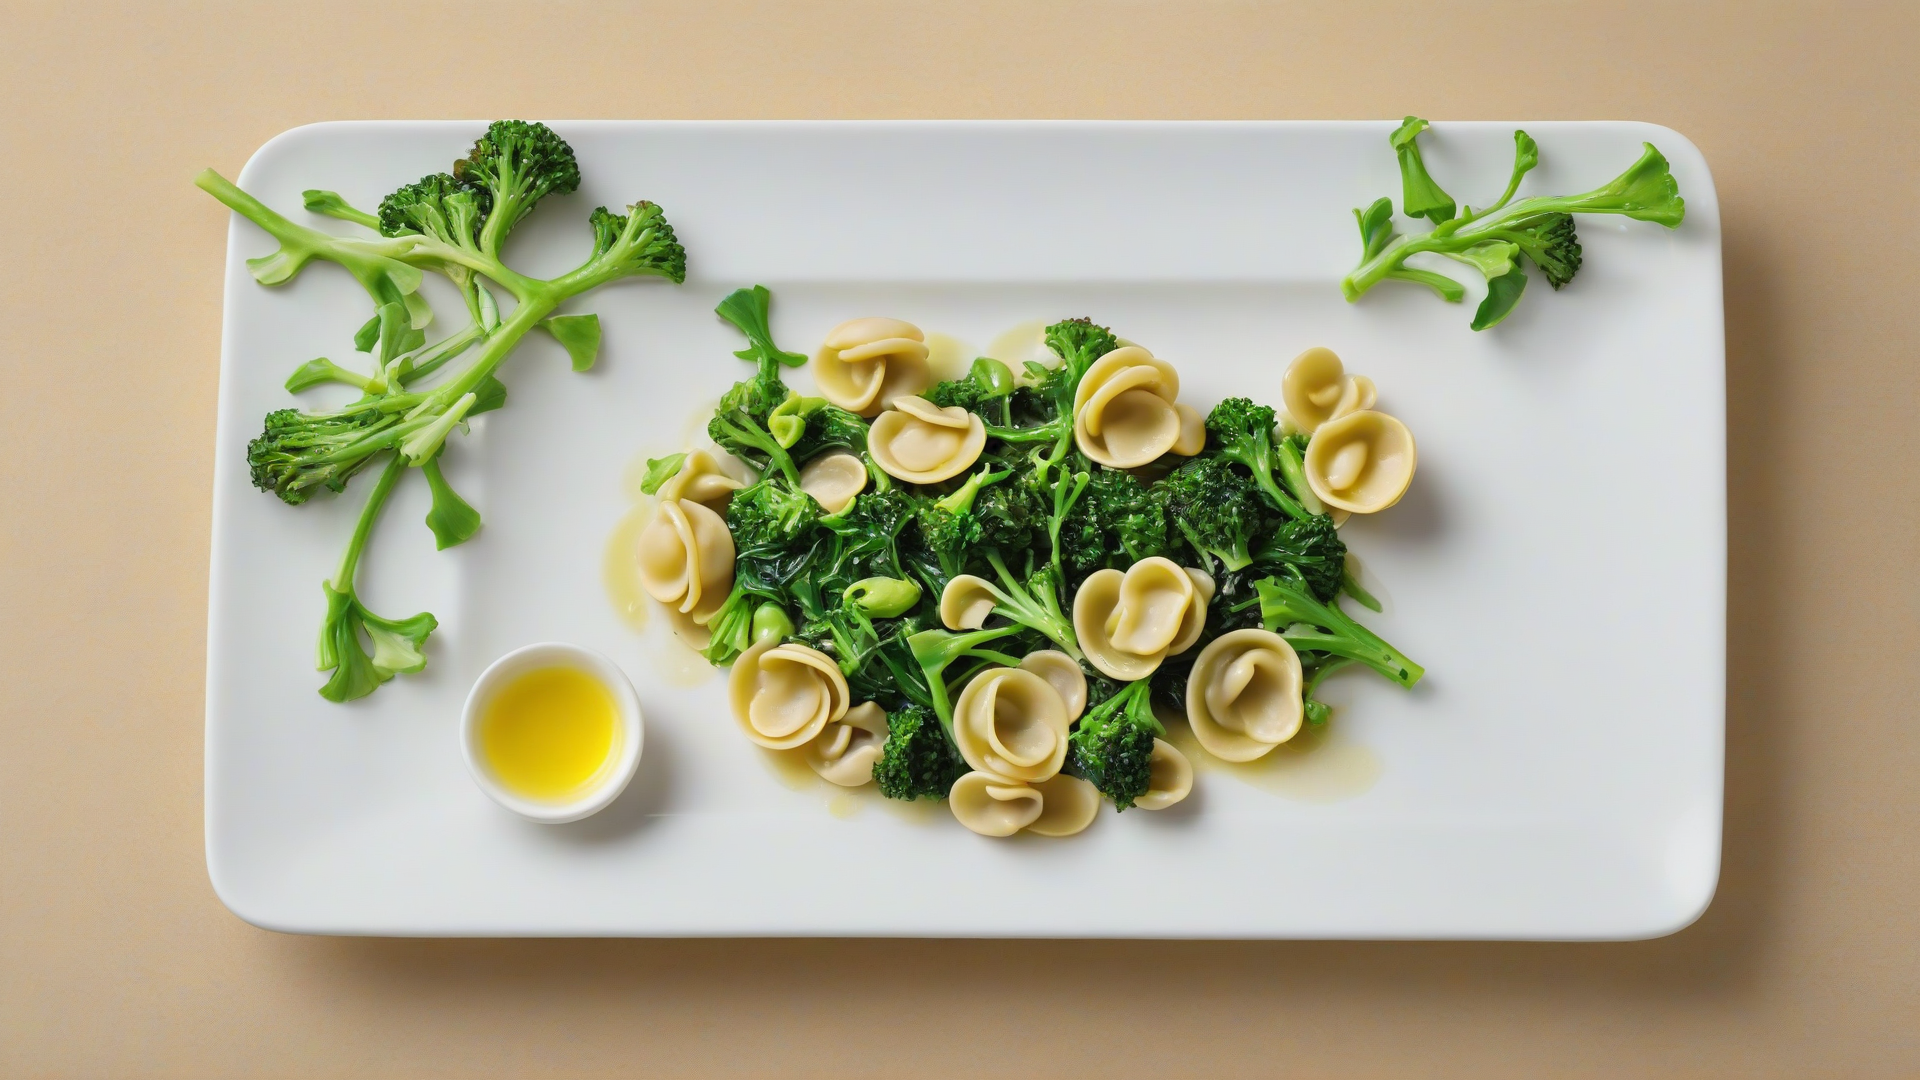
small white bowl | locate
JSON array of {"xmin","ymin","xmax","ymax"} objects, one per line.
[{"xmin": 461, "ymin": 642, "xmax": 644, "ymax": 824}]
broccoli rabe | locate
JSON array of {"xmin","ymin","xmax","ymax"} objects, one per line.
[
  {"xmin": 1066, "ymin": 680, "xmax": 1162, "ymax": 810},
  {"xmin": 873, "ymin": 702, "xmax": 969, "ymax": 801},
  {"xmin": 1251, "ymin": 513, "xmax": 1347, "ymax": 603},
  {"xmin": 1344, "ymin": 120, "xmax": 1684, "ymax": 329},
  {"xmin": 202, "ymin": 120, "xmax": 686, "ymax": 700},
  {"xmin": 1158, "ymin": 455, "xmax": 1272, "ymax": 572},
  {"xmin": 1255, "ymin": 575, "xmax": 1424, "ymax": 688},
  {"xmin": 1056, "ymin": 466, "xmax": 1168, "ymax": 575},
  {"xmin": 1205, "ymin": 397, "xmax": 1308, "ymax": 520}
]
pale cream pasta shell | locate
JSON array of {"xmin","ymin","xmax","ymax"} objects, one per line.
[
  {"xmin": 1074, "ymin": 560, "xmax": 1213, "ymax": 681},
  {"xmin": 1026, "ymin": 774, "xmax": 1102, "ymax": 837},
  {"xmin": 655, "ymin": 449, "xmax": 742, "ymax": 510},
  {"xmin": 1303, "ymin": 409, "xmax": 1417, "ymax": 514},
  {"xmin": 939, "ymin": 574, "xmax": 1000, "ymax": 631},
  {"xmin": 1171, "ymin": 402, "xmax": 1207, "ymax": 456},
  {"xmin": 635, "ymin": 498, "xmax": 735, "ymax": 622},
  {"xmin": 797, "ymin": 451, "xmax": 868, "ymax": 514},
  {"xmin": 1185, "ymin": 628, "xmax": 1304, "ymax": 762},
  {"xmin": 803, "ymin": 701, "xmax": 890, "ymax": 787},
  {"xmin": 949, "ymin": 771, "xmax": 1044, "ymax": 837},
  {"xmin": 1134, "ymin": 738, "xmax": 1194, "ymax": 810},
  {"xmin": 1071, "ymin": 346, "xmax": 1184, "ymax": 468},
  {"xmin": 1017, "ymin": 650, "xmax": 1088, "ymax": 722},
  {"xmin": 810, "ymin": 317, "xmax": 932, "ymax": 416},
  {"xmin": 867, "ymin": 396, "xmax": 986, "ymax": 484},
  {"xmin": 951, "ymin": 667, "xmax": 1072, "ymax": 783},
  {"xmin": 1281, "ymin": 347, "xmax": 1376, "ymax": 434},
  {"xmin": 728, "ymin": 639, "xmax": 850, "ymax": 750}
]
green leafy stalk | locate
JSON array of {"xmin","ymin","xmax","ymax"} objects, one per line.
[
  {"xmin": 1342, "ymin": 121, "xmax": 1684, "ymax": 329},
  {"xmin": 316, "ymin": 453, "xmax": 439, "ymax": 702},
  {"xmin": 1255, "ymin": 575, "xmax": 1423, "ymax": 688}
]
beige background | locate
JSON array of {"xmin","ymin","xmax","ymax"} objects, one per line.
[{"xmin": 3, "ymin": 0, "xmax": 1916, "ymax": 1076}]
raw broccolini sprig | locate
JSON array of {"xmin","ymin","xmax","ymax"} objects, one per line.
[
  {"xmin": 1343, "ymin": 118, "xmax": 1685, "ymax": 330},
  {"xmin": 201, "ymin": 120, "xmax": 687, "ymax": 701}
]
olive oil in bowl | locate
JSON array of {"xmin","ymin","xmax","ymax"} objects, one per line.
[{"xmin": 461, "ymin": 643, "xmax": 643, "ymax": 823}]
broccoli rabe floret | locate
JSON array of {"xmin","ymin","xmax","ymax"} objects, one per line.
[
  {"xmin": 454, "ymin": 120, "xmax": 581, "ymax": 254},
  {"xmin": 1056, "ymin": 465, "xmax": 1168, "ymax": 574},
  {"xmin": 873, "ymin": 702, "xmax": 969, "ymax": 800},
  {"xmin": 1067, "ymin": 680, "xmax": 1161, "ymax": 810},
  {"xmin": 1252, "ymin": 512, "xmax": 1348, "ymax": 603},
  {"xmin": 1158, "ymin": 455, "xmax": 1271, "ymax": 572},
  {"xmin": 1205, "ymin": 397, "xmax": 1307, "ymax": 519},
  {"xmin": 914, "ymin": 467, "xmax": 1011, "ymax": 578},
  {"xmin": 726, "ymin": 478, "xmax": 819, "ymax": 554},
  {"xmin": 1255, "ymin": 575, "xmax": 1423, "ymax": 688},
  {"xmin": 377, "ymin": 173, "xmax": 492, "ymax": 250}
]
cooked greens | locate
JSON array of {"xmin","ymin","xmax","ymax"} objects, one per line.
[
  {"xmin": 1343, "ymin": 117, "xmax": 1686, "ymax": 329},
  {"xmin": 201, "ymin": 121, "xmax": 686, "ymax": 700}
]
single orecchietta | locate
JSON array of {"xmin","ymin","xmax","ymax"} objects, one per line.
[
  {"xmin": 1073, "ymin": 557, "xmax": 1214, "ymax": 681},
  {"xmin": 1304, "ymin": 409, "xmax": 1417, "ymax": 514},
  {"xmin": 727, "ymin": 638, "xmax": 850, "ymax": 750},
  {"xmin": 796, "ymin": 451, "xmax": 868, "ymax": 514},
  {"xmin": 1185, "ymin": 628, "xmax": 1305, "ymax": 761},
  {"xmin": 654, "ymin": 449, "xmax": 743, "ymax": 510},
  {"xmin": 1072, "ymin": 345, "xmax": 1194, "ymax": 468},
  {"xmin": 802, "ymin": 701, "xmax": 890, "ymax": 787},
  {"xmin": 951, "ymin": 666, "xmax": 1074, "ymax": 784},
  {"xmin": 811, "ymin": 317, "xmax": 932, "ymax": 416},
  {"xmin": 635, "ymin": 498, "xmax": 736, "ymax": 623},
  {"xmin": 1281, "ymin": 346, "xmax": 1376, "ymax": 434},
  {"xmin": 867, "ymin": 396, "xmax": 985, "ymax": 484},
  {"xmin": 1137, "ymin": 739, "xmax": 1194, "ymax": 810}
]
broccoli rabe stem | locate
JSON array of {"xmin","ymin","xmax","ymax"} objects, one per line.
[
  {"xmin": 907, "ymin": 625, "xmax": 1028, "ymax": 733},
  {"xmin": 333, "ymin": 451, "xmax": 404, "ymax": 591},
  {"xmin": 983, "ymin": 550, "xmax": 1082, "ymax": 660},
  {"xmin": 1254, "ymin": 576, "xmax": 1423, "ymax": 688},
  {"xmin": 1342, "ymin": 142, "xmax": 1684, "ymax": 302}
]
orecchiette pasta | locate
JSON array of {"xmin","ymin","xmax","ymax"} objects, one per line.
[
  {"xmin": 728, "ymin": 638, "xmax": 851, "ymax": 750},
  {"xmin": 654, "ymin": 449, "xmax": 742, "ymax": 510},
  {"xmin": 1303, "ymin": 409, "xmax": 1417, "ymax": 514},
  {"xmin": 939, "ymin": 574, "xmax": 999, "ymax": 631},
  {"xmin": 1135, "ymin": 739, "xmax": 1194, "ymax": 810},
  {"xmin": 811, "ymin": 317, "xmax": 932, "ymax": 416},
  {"xmin": 1017, "ymin": 650, "xmax": 1088, "ymax": 722},
  {"xmin": 1025, "ymin": 774, "xmax": 1102, "ymax": 836},
  {"xmin": 1185, "ymin": 628, "xmax": 1304, "ymax": 762},
  {"xmin": 1171, "ymin": 402, "xmax": 1207, "ymax": 456},
  {"xmin": 664, "ymin": 603, "xmax": 712, "ymax": 650},
  {"xmin": 1072, "ymin": 346, "xmax": 1184, "ymax": 468},
  {"xmin": 797, "ymin": 451, "xmax": 868, "ymax": 514},
  {"xmin": 1073, "ymin": 559, "xmax": 1214, "ymax": 681},
  {"xmin": 635, "ymin": 498, "xmax": 735, "ymax": 623},
  {"xmin": 867, "ymin": 396, "xmax": 985, "ymax": 484},
  {"xmin": 1281, "ymin": 347, "xmax": 1377, "ymax": 434},
  {"xmin": 949, "ymin": 771, "xmax": 1044, "ymax": 837},
  {"xmin": 803, "ymin": 701, "xmax": 890, "ymax": 787},
  {"xmin": 947, "ymin": 771, "xmax": 1102, "ymax": 838},
  {"xmin": 951, "ymin": 667, "xmax": 1072, "ymax": 783}
]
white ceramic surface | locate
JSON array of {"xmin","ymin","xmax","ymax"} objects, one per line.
[
  {"xmin": 460, "ymin": 642, "xmax": 644, "ymax": 824},
  {"xmin": 204, "ymin": 121, "xmax": 1724, "ymax": 938}
]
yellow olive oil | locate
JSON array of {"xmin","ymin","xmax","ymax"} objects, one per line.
[{"xmin": 480, "ymin": 667, "xmax": 620, "ymax": 802}]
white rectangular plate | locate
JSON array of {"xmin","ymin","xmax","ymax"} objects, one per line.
[{"xmin": 206, "ymin": 121, "xmax": 1723, "ymax": 938}]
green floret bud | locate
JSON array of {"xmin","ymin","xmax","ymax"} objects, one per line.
[
  {"xmin": 247, "ymin": 405, "xmax": 396, "ymax": 504},
  {"xmin": 1506, "ymin": 212, "xmax": 1582, "ymax": 289},
  {"xmin": 873, "ymin": 702, "xmax": 968, "ymax": 801},
  {"xmin": 1204, "ymin": 397, "xmax": 1306, "ymax": 519},
  {"xmin": 377, "ymin": 172, "xmax": 492, "ymax": 250},
  {"xmin": 584, "ymin": 201, "xmax": 687, "ymax": 284},
  {"xmin": 1159, "ymin": 455, "xmax": 1271, "ymax": 572},
  {"xmin": 1057, "ymin": 466, "xmax": 1168, "ymax": 574},
  {"xmin": 725, "ymin": 478, "xmax": 819, "ymax": 553},
  {"xmin": 1252, "ymin": 512, "xmax": 1348, "ymax": 603},
  {"xmin": 455, "ymin": 119, "xmax": 582, "ymax": 251},
  {"xmin": 1067, "ymin": 680, "xmax": 1162, "ymax": 810}
]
